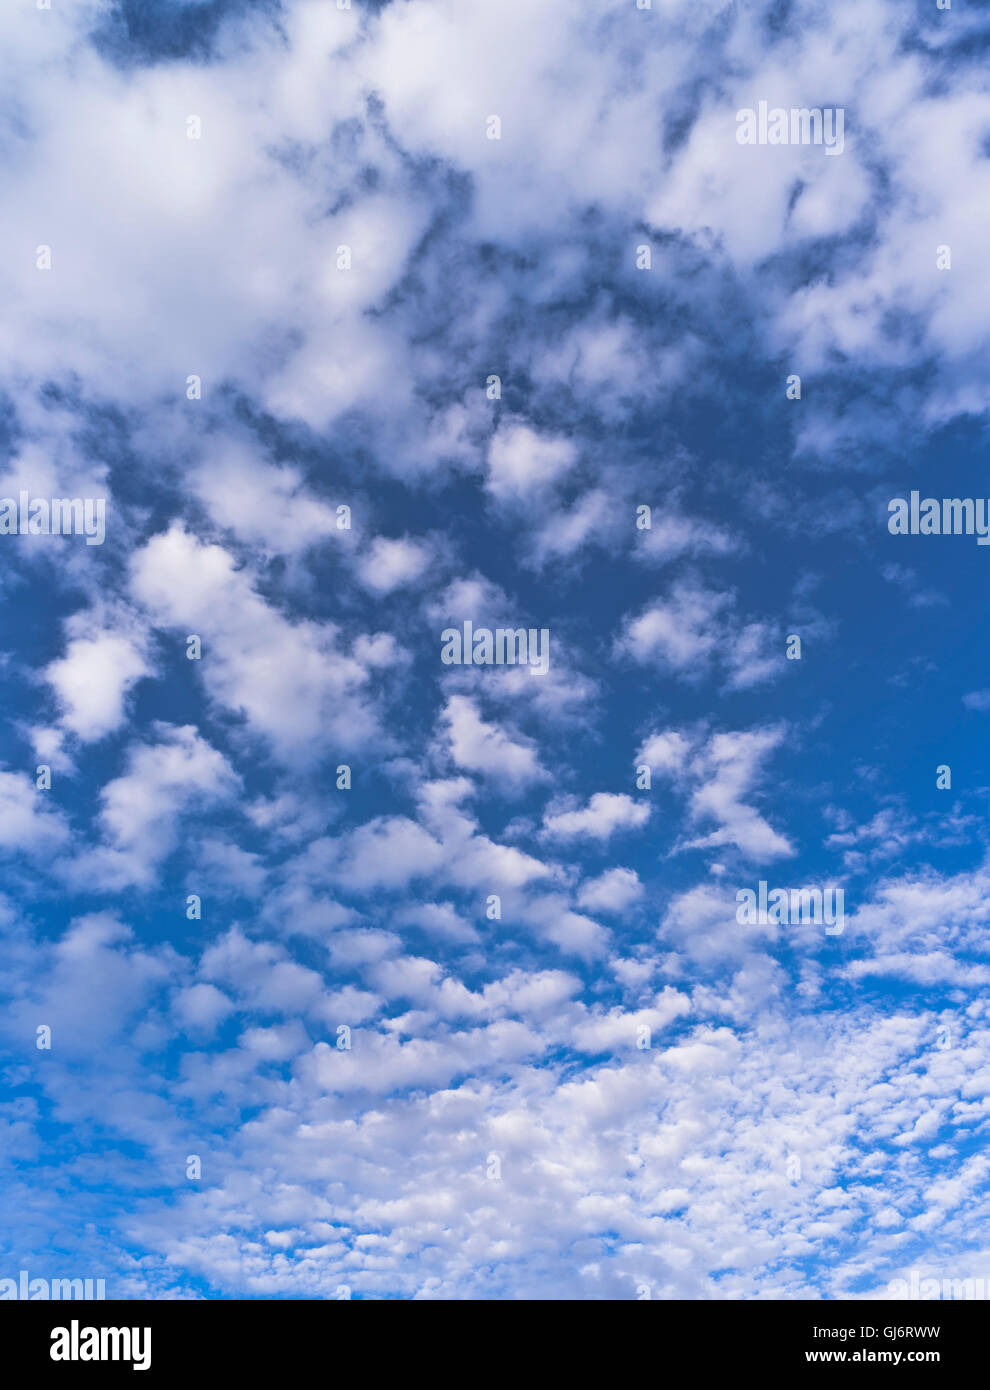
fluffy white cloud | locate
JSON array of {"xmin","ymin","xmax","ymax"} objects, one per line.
[
  {"xmin": 486, "ymin": 421, "xmax": 578, "ymax": 502},
  {"xmin": 641, "ymin": 725, "xmax": 794, "ymax": 861},
  {"xmin": 543, "ymin": 793, "xmax": 650, "ymax": 843},
  {"xmin": 619, "ymin": 583, "xmax": 731, "ymax": 673},
  {"xmin": 44, "ymin": 627, "xmax": 150, "ymax": 742},
  {"xmin": 72, "ymin": 723, "xmax": 239, "ymax": 889},
  {"xmin": 577, "ymin": 867, "xmax": 644, "ymax": 915},
  {"xmin": 130, "ymin": 525, "xmax": 387, "ymax": 759},
  {"xmin": 0, "ymin": 769, "xmax": 70, "ymax": 855},
  {"xmin": 358, "ymin": 536, "xmax": 434, "ymax": 595},
  {"xmin": 440, "ymin": 695, "xmax": 547, "ymax": 790}
]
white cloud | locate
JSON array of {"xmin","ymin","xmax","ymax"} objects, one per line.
[
  {"xmin": 571, "ymin": 988, "xmax": 690, "ymax": 1052},
  {"xmin": 44, "ymin": 628, "xmax": 149, "ymax": 742},
  {"xmin": 543, "ymin": 792, "xmax": 650, "ymax": 843},
  {"xmin": 683, "ymin": 727, "xmax": 795, "ymax": 861},
  {"xmin": 440, "ymin": 694, "xmax": 546, "ymax": 790},
  {"xmin": 357, "ymin": 536, "xmax": 434, "ymax": 595},
  {"xmin": 636, "ymin": 730, "xmax": 693, "ymax": 777},
  {"xmin": 130, "ymin": 525, "xmax": 385, "ymax": 759},
  {"xmin": 192, "ymin": 447, "xmax": 346, "ymax": 556},
  {"xmin": 619, "ymin": 583, "xmax": 731, "ymax": 673},
  {"xmin": 577, "ymin": 867, "xmax": 644, "ymax": 915},
  {"xmin": 74, "ymin": 723, "xmax": 239, "ymax": 890},
  {"xmin": 642, "ymin": 724, "xmax": 794, "ymax": 861},
  {"xmin": 0, "ymin": 769, "xmax": 69, "ymax": 855},
  {"xmin": 486, "ymin": 421, "xmax": 577, "ymax": 502}
]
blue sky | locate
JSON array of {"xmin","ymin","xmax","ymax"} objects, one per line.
[{"xmin": 0, "ymin": 0, "xmax": 989, "ymax": 1300}]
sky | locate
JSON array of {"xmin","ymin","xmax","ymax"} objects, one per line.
[{"xmin": 0, "ymin": 0, "xmax": 989, "ymax": 1301}]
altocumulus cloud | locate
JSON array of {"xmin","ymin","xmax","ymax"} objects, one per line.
[{"xmin": 0, "ymin": 0, "xmax": 987, "ymax": 1303}]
